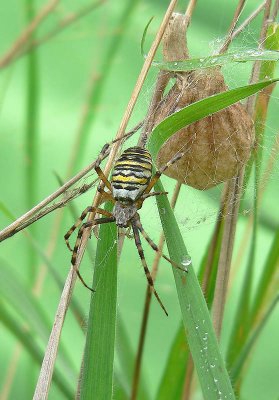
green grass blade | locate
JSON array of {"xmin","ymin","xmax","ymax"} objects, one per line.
[
  {"xmin": 230, "ymin": 294, "xmax": 279, "ymax": 382},
  {"xmin": 148, "ymin": 78, "xmax": 279, "ymax": 156},
  {"xmin": 153, "ymin": 179, "xmax": 235, "ymax": 399},
  {"xmin": 250, "ymin": 228, "xmax": 279, "ymax": 326},
  {"xmin": 153, "ymin": 49, "xmax": 279, "ymax": 72},
  {"xmin": 156, "ymin": 323, "xmax": 189, "ymax": 400},
  {"xmin": 79, "ymin": 203, "xmax": 117, "ymax": 399},
  {"xmin": 0, "ymin": 300, "xmax": 74, "ymax": 399}
]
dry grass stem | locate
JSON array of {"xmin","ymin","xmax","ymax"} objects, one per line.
[
  {"xmin": 230, "ymin": 1, "xmax": 266, "ymax": 43},
  {"xmin": 218, "ymin": 0, "xmax": 246, "ymax": 54},
  {"xmin": 246, "ymin": 0, "xmax": 272, "ymax": 115},
  {"xmin": 182, "ymin": 356, "xmax": 194, "ymax": 400},
  {"xmin": 33, "ymin": 268, "xmax": 77, "ymax": 400},
  {"xmin": 0, "ymin": 0, "xmax": 60, "ymax": 69},
  {"xmin": 212, "ymin": 173, "xmax": 244, "ymax": 337}
]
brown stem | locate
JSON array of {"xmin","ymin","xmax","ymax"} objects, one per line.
[
  {"xmin": 230, "ymin": 1, "xmax": 266, "ymax": 44},
  {"xmin": 218, "ymin": 0, "xmax": 246, "ymax": 54},
  {"xmin": 212, "ymin": 173, "xmax": 244, "ymax": 337}
]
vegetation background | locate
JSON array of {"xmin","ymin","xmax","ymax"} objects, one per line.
[{"xmin": 0, "ymin": 0, "xmax": 278, "ymax": 399}]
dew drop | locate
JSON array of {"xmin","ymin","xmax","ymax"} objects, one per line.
[{"xmin": 181, "ymin": 255, "xmax": 192, "ymax": 267}]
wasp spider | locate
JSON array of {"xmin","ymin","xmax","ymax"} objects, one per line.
[{"xmin": 65, "ymin": 144, "xmax": 184, "ymax": 315}]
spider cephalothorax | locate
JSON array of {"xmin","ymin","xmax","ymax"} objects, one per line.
[
  {"xmin": 112, "ymin": 202, "xmax": 137, "ymax": 228},
  {"xmin": 64, "ymin": 144, "xmax": 184, "ymax": 315}
]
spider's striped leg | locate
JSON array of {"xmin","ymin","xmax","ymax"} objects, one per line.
[
  {"xmin": 64, "ymin": 206, "xmax": 113, "ymax": 251},
  {"xmin": 135, "ymin": 218, "xmax": 187, "ymax": 272},
  {"xmin": 95, "ymin": 147, "xmax": 112, "ymax": 192},
  {"xmin": 143, "ymin": 152, "xmax": 184, "ymax": 195},
  {"xmin": 71, "ymin": 216, "xmax": 115, "ymax": 291},
  {"xmin": 141, "ymin": 191, "xmax": 168, "ymax": 201},
  {"xmin": 131, "ymin": 222, "xmax": 168, "ymax": 316}
]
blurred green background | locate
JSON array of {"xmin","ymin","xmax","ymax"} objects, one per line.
[{"xmin": 0, "ymin": 0, "xmax": 278, "ymax": 399}]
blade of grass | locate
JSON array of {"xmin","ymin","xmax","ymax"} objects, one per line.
[
  {"xmin": 79, "ymin": 203, "xmax": 117, "ymax": 399},
  {"xmin": 153, "ymin": 49, "xmax": 279, "ymax": 72},
  {"xmin": 231, "ymin": 293, "xmax": 279, "ymax": 382},
  {"xmin": 250, "ymin": 228, "xmax": 279, "ymax": 325},
  {"xmin": 0, "ymin": 301, "xmax": 74, "ymax": 399},
  {"xmin": 153, "ymin": 178, "xmax": 235, "ymax": 399}
]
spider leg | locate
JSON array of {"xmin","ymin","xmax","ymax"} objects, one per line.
[
  {"xmin": 64, "ymin": 206, "xmax": 113, "ymax": 251},
  {"xmin": 143, "ymin": 152, "xmax": 184, "ymax": 195},
  {"xmin": 141, "ymin": 191, "xmax": 168, "ymax": 201},
  {"xmin": 135, "ymin": 218, "xmax": 187, "ymax": 272},
  {"xmin": 71, "ymin": 216, "xmax": 116, "ymax": 291},
  {"xmin": 131, "ymin": 221, "xmax": 168, "ymax": 316},
  {"xmin": 95, "ymin": 146, "xmax": 113, "ymax": 192}
]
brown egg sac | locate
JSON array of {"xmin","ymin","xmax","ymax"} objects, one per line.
[{"xmin": 153, "ymin": 67, "xmax": 255, "ymax": 190}]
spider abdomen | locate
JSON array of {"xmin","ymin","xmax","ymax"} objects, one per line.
[{"xmin": 111, "ymin": 147, "xmax": 152, "ymax": 202}]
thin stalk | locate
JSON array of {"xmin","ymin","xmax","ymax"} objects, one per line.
[
  {"xmin": 230, "ymin": 1, "xmax": 266, "ymax": 43},
  {"xmin": 231, "ymin": 294, "xmax": 279, "ymax": 385},
  {"xmin": 218, "ymin": 0, "xmax": 246, "ymax": 54},
  {"xmin": 212, "ymin": 173, "xmax": 244, "ymax": 338}
]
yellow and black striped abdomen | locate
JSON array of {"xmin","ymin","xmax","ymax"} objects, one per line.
[{"xmin": 111, "ymin": 147, "xmax": 152, "ymax": 202}]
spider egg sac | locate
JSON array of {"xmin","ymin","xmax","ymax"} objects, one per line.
[{"xmin": 153, "ymin": 13, "xmax": 255, "ymax": 190}]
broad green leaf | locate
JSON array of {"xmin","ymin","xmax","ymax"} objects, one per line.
[{"xmin": 79, "ymin": 202, "xmax": 117, "ymax": 399}]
